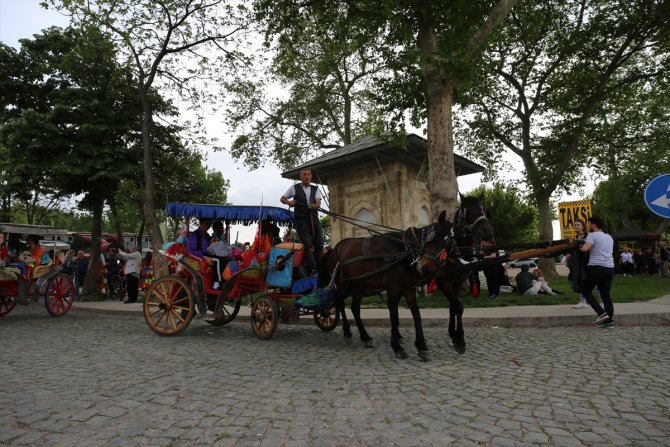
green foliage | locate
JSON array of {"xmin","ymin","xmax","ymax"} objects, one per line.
[
  {"xmin": 455, "ymin": 0, "xmax": 669, "ymax": 242},
  {"xmin": 228, "ymin": 1, "xmax": 395, "ymax": 170},
  {"xmin": 586, "ymin": 76, "xmax": 670, "ymax": 232},
  {"xmin": 466, "ymin": 183, "xmax": 539, "ymax": 244},
  {"xmin": 320, "ymin": 215, "xmax": 330, "ymax": 247},
  {"xmin": 0, "ymin": 26, "xmax": 139, "ymax": 214}
]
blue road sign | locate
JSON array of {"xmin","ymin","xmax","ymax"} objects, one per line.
[{"xmin": 644, "ymin": 174, "xmax": 670, "ymax": 218}]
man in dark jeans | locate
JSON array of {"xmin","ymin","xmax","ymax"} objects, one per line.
[
  {"xmin": 280, "ymin": 168, "xmax": 323, "ymax": 274},
  {"xmin": 579, "ymin": 216, "xmax": 616, "ymax": 327}
]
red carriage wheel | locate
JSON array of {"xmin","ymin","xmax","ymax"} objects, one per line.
[
  {"xmin": 250, "ymin": 295, "xmax": 278, "ymax": 339},
  {"xmin": 45, "ymin": 273, "xmax": 75, "ymax": 317},
  {"xmin": 144, "ymin": 276, "xmax": 194, "ymax": 335},
  {"xmin": 313, "ymin": 305, "xmax": 339, "ymax": 332},
  {"xmin": 0, "ymin": 295, "xmax": 17, "ymax": 317}
]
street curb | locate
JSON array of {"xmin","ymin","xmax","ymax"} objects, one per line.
[{"xmin": 72, "ymin": 305, "xmax": 670, "ymax": 328}]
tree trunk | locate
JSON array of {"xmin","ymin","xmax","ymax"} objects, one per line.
[
  {"xmin": 109, "ymin": 199, "xmax": 125, "ymax": 249},
  {"xmin": 417, "ymin": 21, "xmax": 459, "ymax": 219},
  {"xmin": 1, "ymin": 192, "xmax": 10, "ymax": 222},
  {"xmin": 83, "ymin": 199, "xmax": 104, "ymax": 294},
  {"xmin": 424, "ymin": 78, "xmax": 459, "ymax": 219},
  {"xmin": 139, "ymin": 86, "xmax": 166, "ymax": 276},
  {"xmin": 536, "ymin": 191, "xmax": 558, "ymax": 278}
]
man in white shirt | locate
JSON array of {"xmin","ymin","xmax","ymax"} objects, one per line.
[
  {"xmin": 579, "ymin": 216, "xmax": 615, "ymax": 327},
  {"xmin": 280, "ymin": 168, "xmax": 323, "ymax": 274},
  {"xmin": 118, "ymin": 246, "xmax": 142, "ymax": 304}
]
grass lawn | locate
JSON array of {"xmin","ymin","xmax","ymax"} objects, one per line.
[{"xmin": 354, "ymin": 275, "xmax": 670, "ymax": 309}]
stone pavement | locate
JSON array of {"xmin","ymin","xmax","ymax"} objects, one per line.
[{"xmin": 1, "ymin": 302, "xmax": 669, "ymax": 446}]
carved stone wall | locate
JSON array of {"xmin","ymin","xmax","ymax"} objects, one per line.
[{"xmin": 327, "ymin": 160, "xmax": 431, "ymax": 245}]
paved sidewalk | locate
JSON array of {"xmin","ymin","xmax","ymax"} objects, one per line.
[{"xmin": 73, "ymin": 294, "xmax": 670, "ymax": 327}]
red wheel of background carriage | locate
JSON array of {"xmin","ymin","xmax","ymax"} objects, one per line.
[
  {"xmin": 45, "ymin": 273, "xmax": 75, "ymax": 317},
  {"xmin": 0, "ymin": 295, "xmax": 17, "ymax": 316}
]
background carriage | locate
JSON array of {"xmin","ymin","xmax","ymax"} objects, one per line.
[
  {"xmin": 143, "ymin": 203, "xmax": 338, "ymax": 338},
  {"xmin": 0, "ymin": 223, "xmax": 75, "ymax": 317}
]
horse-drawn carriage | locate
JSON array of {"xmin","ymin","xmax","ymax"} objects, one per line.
[
  {"xmin": 0, "ymin": 223, "xmax": 75, "ymax": 317},
  {"xmin": 143, "ymin": 203, "xmax": 339, "ymax": 337},
  {"xmin": 146, "ymin": 199, "xmax": 581, "ymax": 361}
]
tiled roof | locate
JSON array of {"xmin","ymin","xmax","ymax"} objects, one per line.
[{"xmin": 281, "ymin": 133, "xmax": 484, "ymax": 183}]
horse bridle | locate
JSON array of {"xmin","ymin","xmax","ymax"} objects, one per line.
[
  {"xmin": 454, "ymin": 206, "xmax": 490, "ymax": 239},
  {"xmin": 405, "ymin": 223, "xmax": 458, "ymax": 270}
]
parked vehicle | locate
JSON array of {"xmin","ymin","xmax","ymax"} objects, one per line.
[{"xmin": 508, "ymin": 258, "xmax": 539, "ymax": 268}]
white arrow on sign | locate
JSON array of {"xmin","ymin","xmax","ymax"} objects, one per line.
[{"xmin": 651, "ymin": 184, "xmax": 670, "ymax": 209}]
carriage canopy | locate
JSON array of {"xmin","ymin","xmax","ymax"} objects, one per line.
[{"xmin": 165, "ymin": 203, "xmax": 295, "ymax": 226}]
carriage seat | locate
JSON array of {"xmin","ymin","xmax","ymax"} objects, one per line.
[
  {"xmin": 32, "ymin": 265, "xmax": 52, "ymax": 279},
  {"xmin": 181, "ymin": 252, "xmax": 208, "ymax": 273}
]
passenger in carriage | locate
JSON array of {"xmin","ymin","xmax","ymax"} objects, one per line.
[
  {"xmin": 280, "ymin": 168, "xmax": 324, "ymax": 275},
  {"xmin": 6, "ymin": 233, "xmax": 28, "ymax": 262},
  {"xmin": 206, "ymin": 222, "xmax": 234, "ymax": 290},
  {"xmin": 26, "ymin": 235, "xmax": 51, "ymax": 265},
  {"xmin": 186, "ymin": 218, "xmax": 212, "ymax": 258}
]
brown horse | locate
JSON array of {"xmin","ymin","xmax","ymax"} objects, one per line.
[
  {"xmin": 435, "ymin": 194, "xmax": 494, "ymax": 354},
  {"xmin": 318, "ymin": 211, "xmax": 452, "ymax": 360}
]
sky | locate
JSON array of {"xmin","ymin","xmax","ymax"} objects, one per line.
[{"xmin": 1, "ymin": 0, "xmax": 570, "ymax": 240}]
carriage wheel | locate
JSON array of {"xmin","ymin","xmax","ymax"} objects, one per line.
[
  {"xmin": 205, "ymin": 275, "xmax": 242, "ymax": 326},
  {"xmin": 45, "ymin": 274, "xmax": 75, "ymax": 317},
  {"xmin": 144, "ymin": 276, "xmax": 194, "ymax": 336},
  {"xmin": 313, "ymin": 305, "xmax": 339, "ymax": 332},
  {"xmin": 205, "ymin": 295, "xmax": 241, "ymax": 326},
  {"xmin": 250, "ymin": 295, "xmax": 278, "ymax": 340},
  {"xmin": 0, "ymin": 295, "xmax": 17, "ymax": 317}
]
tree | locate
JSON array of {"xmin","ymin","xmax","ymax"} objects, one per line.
[
  {"xmin": 255, "ymin": 0, "xmax": 518, "ymax": 219},
  {"xmin": 467, "ymin": 183, "xmax": 538, "ymax": 245},
  {"xmin": 458, "ymin": 0, "xmax": 670, "ymax": 275},
  {"xmin": 1, "ymin": 26, "xmax": 141, "ymax": 293},
  {"xmin": 49, "ymin": 0, "xmax": 249, "ymax": 272},
  {"xmin": 230, "ymin": 3, "xmax": 392, "ymax": 170},
  {"xmin": 587, "ymin": 77, "xmax": 670, "ymax": 233}
]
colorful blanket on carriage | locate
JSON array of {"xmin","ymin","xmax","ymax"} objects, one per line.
[{"xmin": 295, "ymin": 285, "xmax": 335, "ymax": 310}]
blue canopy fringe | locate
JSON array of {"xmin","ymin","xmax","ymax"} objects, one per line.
[{"xmin": 166, "ymin": 203, "xmax": 295, "ymax": 226}]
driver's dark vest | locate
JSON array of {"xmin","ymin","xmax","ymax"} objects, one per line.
[{"xmin": 293, "ymin": 183, "xmax": 317, "ymax": 218}]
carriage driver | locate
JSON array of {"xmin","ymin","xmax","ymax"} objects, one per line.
[{"xmin": 280, "ymin": 168, "xmax": 324, "ymax": 274}]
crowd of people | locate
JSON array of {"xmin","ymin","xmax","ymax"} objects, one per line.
[
  {"xmin": 618, "ymin": 243, "xmax": 669, "ymax": 277},
  {"xmin": 58, "ymin": 246, "xmax": 154, "ymax": 303}
]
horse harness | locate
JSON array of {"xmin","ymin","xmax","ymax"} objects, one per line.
[{"xmin": 334, "ymin": 223, "xmax": 445, "ymax": 283}]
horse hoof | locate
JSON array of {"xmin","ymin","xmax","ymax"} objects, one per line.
[
  {"xmin": 395, "ymin": 350, "xmax": 408, "ymax": 359},
  {"xmin": 418, "ymin": 350, "xmax": 431, "ymax": 361},
  {"xmin": 363, "ymin": 340, "xmax": 374, "ymax": 348},
  {"xmin": 453, "ymin": 341, "xmax": 466, "ymax": 354}
]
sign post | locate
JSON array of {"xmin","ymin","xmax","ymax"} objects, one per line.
[
  {"xmin": 558, "ymin": 200, "xmax": 592, "ymax": 239},
  {"xmin": 644, "ymin": 174, "xmax": 670, "ymax": 218}
]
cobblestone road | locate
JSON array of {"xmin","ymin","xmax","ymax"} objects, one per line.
[{"xmin": 1, "ymin": 307, "xmax": 668, "ymax": 446}]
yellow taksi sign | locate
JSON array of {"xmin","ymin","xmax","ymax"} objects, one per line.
[{"xmin": 558, "ymin": 200, "xmax": 592, "ymax": 239}]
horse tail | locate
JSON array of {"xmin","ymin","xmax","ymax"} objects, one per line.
[{"xmin": 317, "ymin": 247, "xmax": 334, "ymax": 288}]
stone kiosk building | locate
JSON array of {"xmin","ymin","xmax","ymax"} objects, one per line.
[{"xmin": 281, "ymin": 134, "xmax": 484, "ymax": 245}]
